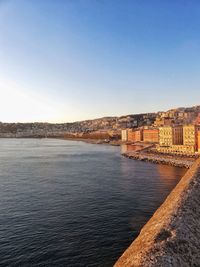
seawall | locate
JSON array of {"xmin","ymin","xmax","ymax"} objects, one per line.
[
  {"xmin": 114, "ymin": 158, "xmax": 200, "ymax": 266},
  {"xmin": 122, "ymin": 152, "xmax": 195, "ymax": 168}
]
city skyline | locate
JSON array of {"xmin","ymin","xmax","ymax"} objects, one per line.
[{"xmin": 1, "ymin": 0, "xmax": 200, "ymax": 122}]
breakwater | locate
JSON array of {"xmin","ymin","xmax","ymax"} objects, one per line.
[
  {"xmin": 114, "ymin": 157, "xmax": 200, "ymax": 266},
  {"xmin": 122, "ymin": 151, "xmax": 195, "ymax": 168}
]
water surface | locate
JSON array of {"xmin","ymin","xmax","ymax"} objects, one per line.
[{"xmin": 0, "ymin": 139, "xmax": 186, "ymax": 267}]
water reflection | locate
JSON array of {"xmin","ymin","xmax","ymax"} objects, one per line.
[
  {"xmin": 0, "ymin": 139, "xmax": 187, "ymax": 267},
  {"xmin": 156, "ymin": 164, "xmax": 186, "ymax": 186},
  {"xmin": 118, "ymin": 152, "xmax": 186, "ymax": 240},
  {"xmin": 121, "ymin": 144, "xmax": 144, "ymax": 154}
]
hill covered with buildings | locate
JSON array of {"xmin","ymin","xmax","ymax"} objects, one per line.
[
  {"xmin": 0, "ymin": 105, "xmax": 200, "ymax": 139},
  {"xmin": 121, "ymin": 105, "xmax": 200, "ymax": 155}
]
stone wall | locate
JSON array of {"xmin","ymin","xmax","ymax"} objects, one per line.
[
  {"xmin": 114, "ymin": 158, "xmax": 200, "ymax": 267},
  {"xmin": 122, "ymin": 151, "xmax": 195, "ymax": 168}
]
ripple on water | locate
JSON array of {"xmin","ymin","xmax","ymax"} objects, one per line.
[{"xmin": 0, "ymin": 139, "xmax": 186, "ymax": 267}]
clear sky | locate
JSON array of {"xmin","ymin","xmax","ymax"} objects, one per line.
[{"xmin": 0, "ymin": 0, "xmax": 200, "ymax": 122}]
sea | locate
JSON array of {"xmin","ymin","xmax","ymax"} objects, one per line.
[{"xmin": 0, "ymin": 139, "xmax": 186, "ymax": 267}]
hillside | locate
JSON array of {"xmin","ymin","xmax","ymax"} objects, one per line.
[{"xmin": 0, "ymin": 105, "xmax": 199, "ymax": 138}]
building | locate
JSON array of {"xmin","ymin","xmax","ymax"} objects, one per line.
[
  {"xmin": 121, "ymin": 128, "xmax": 143, "ymax": 142},
  {"xmin": 198, "ymin": 131, "xmax": 200, "ymax": 153},
  {"xmin": 173, "ymin": 126, "xmax": 183, "ymax": 145},
  {"xmin": 127, "ymin": 129, "xmax": 143, "ymax": 142},
  {"xmin": 121, "ymin": 129, "xmax": 128, "ymax": 141},
  {"xmin": 134, "ymin": 129, "xmax": 143, "ymax": 142},
  {"xmin": 127, "ymin": 129, "xmax": 135, "ymax": 142},
  {"xmin": 154, "ymin": 117, "xmax": 174, "ymax": 127},
  {"xmin": 183, "ymin": 125, "xmax": 197, "ymax": 150},
  {"xmin": 143, "ymin": 129, "xmax": 159, "ymax": 143},
  {"xmin": 157, "ymin": 125, "xmax": 200, "ymax": 154},
  {"xmin": 159, "ymin": 126, "xmax": 173, "ymax": 146},
  {"xmin": 156, "ymin": 145, "xmax": 196, "ymax": 155},
  {"xmin": 159, "ymin": 126, "xmax": 183, "ymax": 147}
]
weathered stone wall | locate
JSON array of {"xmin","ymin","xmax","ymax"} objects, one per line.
[{"xmin": 114, "ymin": 158, "xmax": 200, "ymax": 267}]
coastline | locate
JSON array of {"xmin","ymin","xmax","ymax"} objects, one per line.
[
  {"xmin": 62, "ymin": 137, "xmax": 123, "ymax": 146},
  {"xmin": 0, "ymin": 136, "xmax": 122, "ymax": 146},
  {"xmin": 122, "ymin": 151, "xmax": 196, "ymax": 169},
  {"xmin": 114, "ymin": 157, "xmax": 200, "ymax": 267}
]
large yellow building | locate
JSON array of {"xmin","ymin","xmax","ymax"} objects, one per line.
[
  {"xmin": 156, "ymin": 145, "xmax": 195, "ymax": 154},
  {"xmin": 183, "ymin": 125, "xmax": 196, "ymax": 148},
  {"xmin": 159, "ymin": 126, "xmax": 173, "ymax": 146},
  {"xmin": 159, "ymin": 126, "xmax": 183, "ymax": 147},
  {"xmin": 158, "ymin": 125, "xmax": 200, "ymax": 154}
]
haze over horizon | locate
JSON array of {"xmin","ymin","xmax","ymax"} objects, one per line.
[{"xmin": 1, "ymin": 0, "xmax": 200, "ymax": 123}]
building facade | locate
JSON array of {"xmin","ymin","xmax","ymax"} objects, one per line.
[
  {"xmin": 159, "ymin": 126, "xmax": 183, "ymax": 147},
  {"xmin": 172, "ymin": 126, "xmax": 183, "ymax": 145},
  {"xmin": 198, "ymin": 130, "xmax": 200, "ymax": 153},
  {"xmin": 143, "ymin": 129, "xmax": 159, "ymax": 143},
  {"xmin": 121, "ymin": 129, "xmax": 128, "ymax": 141},
  {"xmin": 121, "ymin": 128, "xmax": 143, "ymax": 142},
  {"xmin": 156, "ymin": 145, "xmax": 195, "ymax": 154},
  {"xmin": 183, "ymin": 125, "xmax": 197, "ymax": 150},
  {"xmin": 159, "ymin": 126, "xmax": 173, "ymax": 146},
  {"xmin": 127, "ymin": 129, "xmax": 143, "ymax": 142},
  {"xmin": 127, "ymin": 129, "xmax": 135, "ymax": 142},
  {"xmin": 134, "ymin": 129, "xmax": 143, "ymax": 142}
]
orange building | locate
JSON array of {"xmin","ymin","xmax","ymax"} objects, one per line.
[
  {"xmin": 127, "ymin": 129, "xmax": 143, "ymax": 142},
  {"xmin": 197, "ymin": 130, "xmax": 200, "ymax": 153},
  {"xmin": 143, "ymin": 129, "xmax": 159, "ymax": 143},
  {"xmin": 127, "ymin": 129, "xmax": 135, "ymax": 142},
  {"xmin": 134, "ymin": 129, "xmax": 143, "ymax": 142}
]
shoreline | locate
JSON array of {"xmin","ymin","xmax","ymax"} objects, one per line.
[
  {"xmin": 0, "ymin": 136, "xmax": 122, "ymax": 146},
  {"xmin": 62, "ymin": 137, "xmax": 123, "ymax": 146},
  {"xmin": 122, "ymin": 151, "xmax": 196, "ymax": 169}
]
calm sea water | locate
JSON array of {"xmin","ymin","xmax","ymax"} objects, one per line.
[{"xmin": 0, "ymin": 139, "xmax": 186, "ymax": 267}]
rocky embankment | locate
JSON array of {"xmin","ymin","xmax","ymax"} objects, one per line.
[
  {"xmin": 122, "ymin": 151, "xmax": 195, "ymax": 168},
  {"xmin": 114, "ymin": 157, "xmax": 200, "ymax": 267}
]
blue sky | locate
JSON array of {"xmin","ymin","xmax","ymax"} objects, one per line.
[{"xmin": 0, "ymin": 0, "xmax": 200, "ymax": 122}]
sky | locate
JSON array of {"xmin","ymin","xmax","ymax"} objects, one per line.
[{"xmin": 0, "ymin": 0, "xmax": 200, "ymax": 122}]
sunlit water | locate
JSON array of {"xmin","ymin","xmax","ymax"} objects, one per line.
[{"xmin": 0, "ymin": 139, "xmax": 186, "ymax": 267}]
